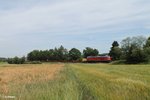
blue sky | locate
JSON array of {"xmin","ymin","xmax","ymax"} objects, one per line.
[{"xmin": 0, "ymin": 0, "xmax": 150, "ymax": 57}]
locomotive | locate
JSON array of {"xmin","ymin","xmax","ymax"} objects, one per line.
[{"xmin": 87, "ymin": 56, "xmax": 112, "ymax": 63}]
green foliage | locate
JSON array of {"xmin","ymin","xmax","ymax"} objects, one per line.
[
  {"xmin": 144, "ymin": 37, "xmax": 150, "ymax": 48},
  {"xmin": 109, "ymin": 41, "xmax": 122, "ymax": 60},
  {"xmin": 27, "ymin": 50, "xmax": 40, "ymax": 61},
  {"xmin": 27, "ymin": 46, "xmax": 69, "ymax": 62},
  {"xmin": 27, "ymin": 46, "xmax": 99, "ymax": 62},
  {"xmin": 7, "ymin": 56, "xmax": 25, "ymax": 64},
  {"xmin": 83, "ymin": 47, "xmax": 99, "ymax": 58},
  {"xmin": 25, "ymin": 61, "xmax": 42, "ymax": 64},
  {"xmin": 69, "ymin": 48, "xmax": 82, "ymax": 61},
  {"xmin": 54, "ymin": 45, "xmax": 69, "ymax": 61},
  {"xmin": 144, "ymin": 47, "xmax": 150, "ymax": 59},
  {"xmin": 112, "ymin": 41, "xmax": 119, "ymax": 47},
  {"xmin": 144, "ymin": 37, "xmax": 150, "ymax": 61},
  {"xmin": 0, "ymin": 57, "xmax": 7, "ymax": 62},
  {"xmin": 120, "ymin": 36, "xmax": 149, "ymax": 63},
  {"xmin": 126, "ymin": 45, "xmax": 149, "ymax": 64},
  {"xmin": 121, "ymin": 36, "xmax": 147, "ymax": 59}
]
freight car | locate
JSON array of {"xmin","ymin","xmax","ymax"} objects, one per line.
[{"xmin": 87, "ymin": 56, "xmax": 112, "ymax": 63}]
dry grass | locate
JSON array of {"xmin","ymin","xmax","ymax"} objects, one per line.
[
  {"xmin": 1, "ymin": 63, "xmax": 150, "ymax": 100},
  {"xmin": 0, "ymin": 64, "xmax": 64, "ymax": 95}
]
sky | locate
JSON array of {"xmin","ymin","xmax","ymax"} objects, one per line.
[{"xmin": 0, "ymin": 0, "xmax": 150, "ymax": 57}]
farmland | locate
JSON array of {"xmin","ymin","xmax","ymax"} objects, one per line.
[{"xmin": 0, "ymin": 63, "xmax": 150, "ymax": 100}]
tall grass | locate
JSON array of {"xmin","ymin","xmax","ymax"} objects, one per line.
[
  {"xmin": 0, "ymin": 63, "xmax": 150, "ymax": 100},
  {"xmin": 0, "ymin": 64, "xmax": 89, "ymax": 100},
  {"xmin": 70, "ymin": 63, "xmax": 150, "ymax": 100}
]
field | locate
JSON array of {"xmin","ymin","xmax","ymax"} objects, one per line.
[{"xmin": 0, "ymin": 63, "xmax": 150, "ymax": 100}]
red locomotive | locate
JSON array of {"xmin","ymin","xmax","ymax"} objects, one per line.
[{"xmin": 87, "ymin": 56, "xmax": 112, "ymax": 63}]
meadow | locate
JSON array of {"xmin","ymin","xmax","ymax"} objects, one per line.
[{"xmin": 0, "ymin": 63, "xmax": 150, "ymax": 100}]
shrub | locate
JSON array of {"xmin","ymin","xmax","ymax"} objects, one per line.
[
  {"xmin": 25, "ymin": 61, "xmax": 42, "ymax": 64},
  {"xmin": 7, "ymin": 57, "xmax": 25, "ymax": 64}
]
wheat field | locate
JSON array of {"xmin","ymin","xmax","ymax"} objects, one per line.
[{"xmin": 0, "ymin": 63, "xmax": 150, "ymax": 100}]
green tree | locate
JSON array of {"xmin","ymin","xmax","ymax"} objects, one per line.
[
  {"xmin": 121, "ymin": 37, "xmax": 132, "ymax": 57},
  {"xmin": 27, "ymin": 50, "xmax": 40, "ymax": 61},
  {"xmin": 144, "ymin": 37, "xmax": 150, "ymax": 48},
  {"xmin": 7, "ymin": 56, "xmax": 25, "ymax": 64},
  {"xmin": 69, "ymin": 48, "xmax": 81, "ymax": 61},
  {"xmin": 121, "ymin": 36, "xmax": 146, "ymax": 59},
  {"xmin": 126, "ymin": 44, "xmax": 148, "ymax": 63},
  {"xmin": 53, "ymin": 46, "xmax": 69, "ymax": 61},
  {"xmin": 112, "ymin": 41, "xmax": 119, "ymax": 47},
  {"xmin": 109, "ymin": 41, "xmax": 122, "ymax": 60},
  {"xmin": 48, "ymin": 49, "xmax": 55, "ymax": 61},
  {"xmin": 144, "ymin": 37, "xmax": 150, "ymax": 60},
  {"xmin": 83, "ymin": 47, "xmax": 99, "ymax": 58}
]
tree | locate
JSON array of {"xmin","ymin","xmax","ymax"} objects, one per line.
[
  {"xmin": 7, "ymin": 56, "xmax": 25, "ymax": 64},
  {"xmin": 53, "ymin": 46, "xmax": 69, "ymax": 61},
  {"xmin": 27, "ymin": 50, "xmax": 40, "ymax": 61},
  {"xmin": 144, "ymin": 37, "xmax": 150, "ymax": 48},
  {"xmin": 144, "ymin": 37, "xmax": 150, "ymax": 60},
  {"xmin": 112, "ymin": 41, "xmax": 119, "ymax": 47},
  {"xmin": 132, "ymin": 36, "xmax": 146, "ymax": 48},
  {"xmin": 48, "ymin": 49, "xmax": 55, "ymax": 61},
  {"xmin": 121, "ymin": 37, "xmax": 132, "ymax": 56},
  {"xmin": 126, "ymin": 44, "xmax": 148, "ymax": 63},
  {"xmin": 69, "ymin": 48, "xmax": 81, "ymax": 61},
  {"xmin": 83, "ymin": 47, "xmax": 99, "ymax": 58},
  {"xmin": 109, "ymin": 41, "xmax": 122, "ymax": 60},
  {"xmin": 40, "ymin": 50, "xmax": 49, "ymax": 61},
  {"xmin": 121, "ymin": 36, "xmax": 147, "ymax": 59},
  {"xmin": 121, "ymin": 36, "xmax": 146, "ymax": 50}
]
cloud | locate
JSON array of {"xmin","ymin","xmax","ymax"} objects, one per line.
[
  {"xmin": 0, "ymin": 0, "xmax": 149, "ymax": 35},
  {"xmin": 0, "ymin": 0, "xmax": 150, "ymax": 57}
]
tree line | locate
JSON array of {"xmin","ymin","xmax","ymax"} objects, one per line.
[
  {"xmin": 109, "ymin": 36, "xmax": 150, "ymax": 63},
  {"xmin": 27, "ymin": 46, "xmax": 99, "ymax": 62},
  {"xmin": 6, "ymin": 35, "xmax": 150, "ymax": 64}
]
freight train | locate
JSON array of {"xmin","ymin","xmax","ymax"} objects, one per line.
[{"xmin": 87, "ymin": 56, "xmax": 112, "ymax": 63}]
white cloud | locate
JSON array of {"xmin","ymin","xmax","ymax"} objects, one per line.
[
  {"xmin": 0, "ymin": 0, "xmax": 150, "ymax": 57},
  {"xmin": 0, "ymin": 0, "xmax": 149, "ymax": 35}
]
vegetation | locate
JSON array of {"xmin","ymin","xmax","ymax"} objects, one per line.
[
  {"xmin": 144, "ymin": 37, "xmax": 150, "ymax": 60},
  {"xmin": 120, "ymin": 36, "xmax": 149, "ymax": 63},
  {"xmin": 0, "ymin": 63, "xmax": 150, "ymax": 100},
  {"xmin": 27, "ymin": 46, "xmax": 99, "ymax": 62},
  {"xmin": 7, "ymin": 56, "xmax": 25, "ymax": 64},
  {"xmin": 109, "ymin": 41, "xmax": 122, "ymax": 60},
  {"xmin": 25, "ymin": 61, "xmax": 42, "ymax": 64},
  {"xmin": 26, "ymin": 35, "xmax": 150, "ymax": 64},
  {"xmin": 83, "ymin": 47, "xmax": 99, "ymax": 58},
  {"xmin": 27, "ymin": 46, "xmax": 75, "ymax": 62},
  {"xmin": 4, "ymin": 35, "xmax": 149, "ymax": 64},
  {"xmin": 126, "ymin": 44, "xmax": 148, "ymax": 63},
  {"xmin": 108, "ymin": 36, "xmax": 150, "ymax": 64},
  {"xmin": 0, "ymin": 58, "xmax": 7, "ymax": 62},
  {"xmin": 69, "ymin": 48, "xmax": 82, "ymax": 62}
]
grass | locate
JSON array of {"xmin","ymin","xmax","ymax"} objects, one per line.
[
  {"xmin": 70, "ymin": 63, "xmax": 150, "ymax": 100},
  {"xmin": 0, "ymin": 63, "xmax": 150, "ymax": 100},
  {"xmin": 0, "ymin": 62, "xmax": 7, "ymax": 65}
]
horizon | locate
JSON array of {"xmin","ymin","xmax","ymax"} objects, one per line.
[{"xmin": 0, "ymin": 0, "xmax": 150, "ymax": 57}]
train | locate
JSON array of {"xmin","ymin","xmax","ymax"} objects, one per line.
[{"xmin": 87, "ymin": 56, "xmax": 112, "ymax": 63}]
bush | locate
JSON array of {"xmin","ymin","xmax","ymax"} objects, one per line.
[
  {"xmin": 25, "ymin": 61, "xmax": 42, "ymax": 64},
  {"xmin": 126, "ymin": 48, "xmax": 149, "ymax": 64},
  {"xmin": 7, "ymin": 57, "xmax": 25, "ymax": 64},
  {"xmin": 69, "ymin": 48, "xmax": 82, "ymax": 62}
]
